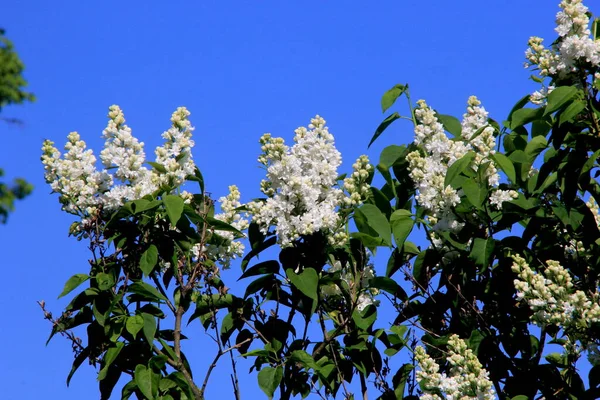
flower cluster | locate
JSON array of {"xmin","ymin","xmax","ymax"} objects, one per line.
[
  {"xmin": 321, "ymin": 260, "xmax": 378, "ymax": 312},
  {"xmin": 525, "ymin": 0, "xmax": 600, "ymax": 78},
  {"xmin": 406, "ymin": 100, "xmax": 468, "ymax": 232},
  {"xmin": 415, "ymin": 335, "xmax": 496, "ymax": 399},
  {"xmin": 99, "ymin": 105, "xmax": 156, "ymax": 211},
  {"xmin": 342, "ymin": 155, "xmax": 373, "ymax": 207},
  {"xmin": 511, "ymin": 254, "xmax": 600, "ymax": 331},
  {"xmin": 42, "ymin": 106, "xmax": 197, "ymax": 218},
  {"xmin": 248, "ymin": 116, "xmax": 347, "ymax": 247},
  {"xmin": 202, "ymin": 185, "xmax": 249, "ymax": 269},
  {"xmin": 407, "ymin": 97, "xmax": 517, "ymax": 235},
  {"xmin": 42, "ymin": 133, "xmax": 112, "ymax": 217}
]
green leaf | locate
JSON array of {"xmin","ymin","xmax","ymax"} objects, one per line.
[
  {"xmin": 508, "ymin": 150, "xmax": 529, "ymax": 164},
  {"xmin": 241, "ymin": 236, "xmax": 277, "ymax": 271},
  {"xmin": 142, "ymin": 313, "xmax": 157, "ymax": 345},
  {"xmin": 126, "ymin": 315, "xmax": 145, "ymax": 339},
  {"xmin": 147, "ymin": 161, "xmax": 167, "ymax": 173},
  {"xmin": 194, "ymin": 166, "xmax": 205, "ymax": 194},
  {"xmin": 98, "ymin": 342, "xmax": 124, "ymax": 381},
  {"xmin": 369, "ymin": 276, "xmax": 407, "ymax": 300},
  {"xmin": 67, "ymin": 347, "xmax": 90, "ymax": 386},
  {"xmin": 258, "ymin": 366, "xmax": 283, "ymax": 399},
  {"xmin": 58, "ymin": 274, "xmax": 89, "ymax": 299},
  {"xmin": 559, "ymin": 99, "xmax": 586, "ymax": 126},
  {"xmin": 205, "ymin": 215, "xmax": 243, "ymax": 234},
  {"xmin": 379, "ymin": 145, "xmax": 406, "ymax": 169},
  {"xmin": 390, "ymin": 209, "xmax": 413, "ymax": 249},
  {"xmin": 128, "ymin": 282, "xmax": 168, "ymax": 303},
  {"xmin": 462, "ymin": 178, "xmax": 484, "ymax": 209},
  {"xmin": 286, "ymin": 268, "xmax": 319, "ymax": 305},
  {"xmin": 524, "ymin": 135, "xmax": 547, "ymax": 163},
  {"xmin": 510, "ymin": 107, "xmax": 544, "ymax": 129},
  {"xmin": 381, "ymin": 84, "xmax": 406, "ymax": 113},
  {"xmin": 581, "ymin": 149, "xmax": 600, "ymax": 178},
  {"xmin": 545, "ymin": 352, "xmax": 567, "ymax": 367},
  {"xmin": 545, "ymin": 86, "xmax": 578, "ymax": 115},
  {"xmin": 349, "ymin": 232, "xmax": 387, "ymax": 250},
  {"xmin": 469, "ymin": 238, "xmax": 495, "ymax": 270},
  {"xmin": 134, "ymin": 364, "xmax": 154, "ymax": 399},
  {"xmin": 168, "ymin": 372, "xmax": 195, "ymax": 400},
  {"xmin": 352, "ymin": 305, "xmax": 377, "ymax": 330},
  {"xmin": 357, "ymin": 204, "xmax": 391, "ymax": 245},
  {"xmin": 369, "ymin": 112, "xmax": 400, "ymax": 148},
  {"xmin": 139, "ymin": 245, "xmax": 158, "ymax": 277},
  {"xmin": 96, "ymin": 272, "xmax": 115, "ymax": 291},
  {"xmin": 163, "ymin": 195, "xmax": 184, "ymax": 226},
  {"xmin": 437, "ymin": 114, "xmax": 462, "ymax": 137},
  {"xmin": 289, "ymin": 350, "xmax": 318, "ymax": 370},
  {"xmin": 492, "ymin": 153, "xmax": 516, "ymax": 183},
  {"xmin": 239, "ymin": 260, "xmax": 280, "ymax": 280},
  {"xmin": 393, "ymin": 363, "xmax": 414, "ymax": 399},
  {"xmin": 445, "ymin": 151, "xmax": 475, "ymax": 188}
]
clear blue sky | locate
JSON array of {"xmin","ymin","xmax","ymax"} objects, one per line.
[{"xmin": 0, "ymin": 1, "xmax": 563, "ymax": 399}]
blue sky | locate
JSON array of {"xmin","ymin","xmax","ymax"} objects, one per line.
[{"xmin": 0, "ymin": 1, "xmax": 565, "ymax": 399}]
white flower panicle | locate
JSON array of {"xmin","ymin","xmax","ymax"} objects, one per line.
[
  {"xmin": 101, "ymin": 105, "xmax": 148, "ymax": 183},
  {"xmin": 42, "ymin": 133, "xmax": 111, "ymax": 216},
  {"xmin": 342, "ymin": 155, "xmax": 373, "ymax": 207},
  {"xmin": 154, "ymin": 107, "xmax": 196, "ymax": 188},
  {"xmin": 407, "ymin": 98, "xmax": 517, "ymax": 235},
  {"xmin": 525, "ymin": 0, "xmax": 600, "ymax": 78},
  {"xmin": 43, "ymin": 105, "xmax": 198, "ymax": 217},
  {"xmin": 249, "ymin": 116, "xmax": 347, "ymax": 247},
  {"xmin": 203, "ymin": 185, "xmax": 249, "ymax": 269},
  {"xmin": 407, "ymin": 99, "xmax": 466, "ymax": 231},
  {"xmin": 100, "ymin": 106, "xmax": 157, "ymax": 211},
  {"xmin": 415, "ymin": 335, "xmax": 496, "ymax": 400},
  {"xmin": 512, "ymin": 255, "xmax": 600, "ymax": 331}
]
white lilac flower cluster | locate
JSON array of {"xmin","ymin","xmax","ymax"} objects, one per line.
[
  {"xmin": 406, "ymin": 98, "xmax": 517, "ymax": 235},
  {"xmin": 511, "ymin": 254, "xmax": 600, "ymax": 330},
  {"xmin": 321, "ymin": 260, "xmax": 378, "ymax": 312},
  {"xmin": 414, "ymin": 335, "xmax": 496, "ymax": 400},
  {"xmin": 342, "ymin": 155, "xmax": 373, "ymax": 207},
  {"xmin": 42, "ymin": 105, "xmax": 196, "ymax": 218},
  {"xmin": 197, "ymin": 185, "xmax": 249, "ymax": 269},
  {"xmin": 525, "ymin": 0, "xmax": 600, "ymax": 78},
  {"xmin": 406, "ymin": 100, "xmax": 468, "ymax": 233},
  {"xmin": 249, "ymin": 116, "xmax": 369, "ymax": 247}
]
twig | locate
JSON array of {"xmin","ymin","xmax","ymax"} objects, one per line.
[{"xmin": 200, "ymin": 338, "xmax": 252, "ymax": 396}]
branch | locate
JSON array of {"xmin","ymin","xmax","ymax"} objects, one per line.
[{"xmin": 200, "ymin": 338, "xmax": 252, "ymax": 397}]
